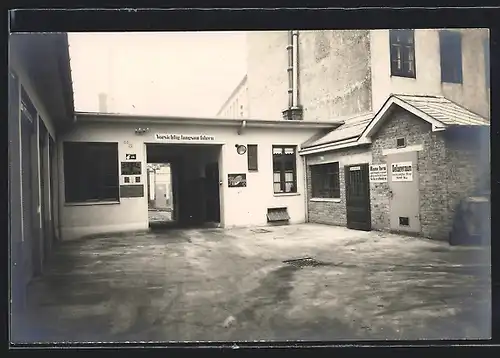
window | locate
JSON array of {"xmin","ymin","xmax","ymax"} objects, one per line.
[
  {"xmin": 396, "ymin": 137, "xmax": 406, "ymax": 148},
  {"xmin": 389, "ymin": 29, "xmax": 416, "ymax": 78},
  {"xmin": 247, "ymin": 144, "xmax": 258, "ymax": 171},
  {"xmin": 63, "ymin": 142, "xmax": 119, "ymax": 203},
  {"xmin": 311, "ymin": 162, "xmax": 340, "ymax": 199},
  {"xmin": 439, "ymin": 30, "xmax": 463, "ymax": 84},
  {"xmin": 272, "ymin": 146, "xmax": 297, "ymax": 193},
  {"xmin": 484, "ymin": 38, "xmax": 490, "ymax": 88}
]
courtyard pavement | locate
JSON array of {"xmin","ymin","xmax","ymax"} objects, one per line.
[{"xmin": 13, "ymin": 224, "xmax": 491, "ymax": 343}]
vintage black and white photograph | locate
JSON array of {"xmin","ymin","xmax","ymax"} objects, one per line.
[{"xmin": 8, "ymin": 24, "xmax": 491, "ymax": 344}]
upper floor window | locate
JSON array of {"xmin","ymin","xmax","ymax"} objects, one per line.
[
  {"xmin": 273, "ymin": 146, "xmax": 297, "ymax": 194},
  {"xmin": 63, "ymin": 142, "xmax": 119, "ymax": 203},
  {"xmin": 389, "ymin": 29, "xmax": 416, "ymax": 78},
  {"xmin": 439, "ymin": 30, "xmax": 463, "ymax": 84},
  {"xmin": 484, "ymin": 38, "xmax": 490, "ymax": 88}
]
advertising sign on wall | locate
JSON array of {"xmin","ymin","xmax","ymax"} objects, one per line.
[
  {"xmin": 155, "ymin": 133, "xmax": 215, "ymax": 142},
  {"xmin": 228, "ymin": 173, "xmax": 247, "ymax": 188},
  {"xmin": 391, "ymin": 162, "xmax": 413, "ymax": 182},
  {"xmin": 369, "ymin": 164, "xmax": 388, "ymax": 183}
]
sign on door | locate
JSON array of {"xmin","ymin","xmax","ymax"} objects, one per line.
[{"xmin": 391, "ymin": 161, "xmax": 413, "ymax": 182}]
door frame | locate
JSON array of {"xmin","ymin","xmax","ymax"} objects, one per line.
[{"xmin": 344, "ymin": 163, "xmax": 372, "ymax": 231}]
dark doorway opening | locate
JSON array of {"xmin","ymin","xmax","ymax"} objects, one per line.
[
  {"xmin": 345, "ymin": 163, "xmax": 371, "ymax": 231},
  {"xmin": 146, "ymin": 143, "xmax": 222, "ymax": 230}
]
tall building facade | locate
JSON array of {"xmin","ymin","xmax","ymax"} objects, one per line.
[{"xmin": 223, "ymin": 29, "xmax": 490, "ymax": 122}]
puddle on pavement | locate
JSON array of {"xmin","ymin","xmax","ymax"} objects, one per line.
[
  {"xmin": 251, "ymin": 228, "xmax": 272, "ymax": 234},
  {"xmin": 283, "ymin": 257, "xmax": 332, "ymax": 268}
]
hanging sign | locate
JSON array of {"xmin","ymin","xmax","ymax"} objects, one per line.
[
  {"xmin": 228, "ymin": 173, "xmax": 247, "ymax": 188},
  {"xmin": 369, "ymin": 164, "xmax": 388, "ymax": 183},
  {"xmin": 391, "ymin": 161, "xmax": 413, "ymax": 182},
  {"xmin": 155, "ymin": 133, "xmax": 215, "ymax": 142}
]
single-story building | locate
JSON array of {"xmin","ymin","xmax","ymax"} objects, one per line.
[
  {"xmin": 9, "ymin": 33, "xmax": 75, "ymax": 313},
  {"xmin": 300, "ymin": 94, "xmax": 490, "ymax": 241},
  {"xmin": 57, "ymin": 114, "xmax": 338, "ymax": 240}
]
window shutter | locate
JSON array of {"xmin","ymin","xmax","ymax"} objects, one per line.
[{"xmin": 247, "ymin": 144, "xmax": 258, "ymax": 171}]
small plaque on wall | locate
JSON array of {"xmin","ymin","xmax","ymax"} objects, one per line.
[
  {"xmin": 228, "ymin": 173, "xmax": 247, "ymax": 188},
  {"xmin": 125, "ymin": 153, "xmax": 137, "ymax": 160},
  {"xmin": 121, "ymin": 161, "xmax": 142, "ymax": 175},
  {"xmin": 120, "ymin": 184, "xmax": 144, "ymax": 198}
]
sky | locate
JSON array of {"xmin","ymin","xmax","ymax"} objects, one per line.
[{"xmin": 68, "ymin": 31, "xmax": 247, "ymax": 117}]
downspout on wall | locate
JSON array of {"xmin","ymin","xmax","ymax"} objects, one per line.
[{"xmin": 282, "ymin": 30, "xmax": 303, "ymax": 121}]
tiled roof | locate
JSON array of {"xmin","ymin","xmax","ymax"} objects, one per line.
[
  {"xmin": 302, "ymin": 112, "xmax": 373, "ymax": 149},
  {"xmin": 393, "ymin": 94, "xmax": 489, "ymax": 126}
]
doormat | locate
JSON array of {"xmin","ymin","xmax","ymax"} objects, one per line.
[
  {"xmin": 283, "ymin": 257, "xmax": 330, "ymax": 268},
  {"xmin": 251, "ymin": 228, "xmax": 272, "ymax": 233}
]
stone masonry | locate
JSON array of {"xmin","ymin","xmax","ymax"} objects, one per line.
[
  {"xmin": 306, "ymin": 146, "xmax": 371, "ymax": 227},
  {"xmin": 307, "ymin": 107, "xmax": 486, "ymax": 241}
]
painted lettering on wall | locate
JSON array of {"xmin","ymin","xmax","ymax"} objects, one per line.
[
  {"xmin": 369, "ymin": 164, "xmax": 388, "ymax": 183},
  {"xmin": 155, "ymin": 133, "xmax": 215, "ymax": 142},
  {"xmin": 391, "ymin": 162, "xmax": 413, "ymax": 182}
]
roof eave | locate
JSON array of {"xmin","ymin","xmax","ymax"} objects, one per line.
[{"xmin": 75, "ymin": 113, "xmax": 337, "ymax": 129}]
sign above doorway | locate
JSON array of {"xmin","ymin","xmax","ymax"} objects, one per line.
[{"xmin": 154, "ymin": 133, "xmax": 215, "ymax": 142}]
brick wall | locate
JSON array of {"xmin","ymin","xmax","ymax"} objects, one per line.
[
  {"xmin": 305, "ymin": 108, "xmax": 485, "ymax": 241},
  {"xmin": 370, "ymin": 108, "xmax": 449, "ymax": 239},
  {"xmin": 370, "ymin": 108, "xmax": 485, "ymax": 240},
  {"xmin": 306, "ymin": 146, "xmax": 372, "ymax": 226}
]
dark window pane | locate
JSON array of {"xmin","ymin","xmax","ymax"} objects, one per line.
[
  {"xmin": 389, "ymin": 29, "xmax": 416, "ymax": 78},
  {"xmin": 247, "ymin": 144, "xmax": 258, "ymax": 171},
  {"xmin": 63, "ymin": 142, "xmax": 119, "ymax": 203},
  {"xmin": 311, "ymin": 162, "xmax": 340, "ymax": 199},
  {"xmin": 440, "ymin": 30, "xmax": 463, "ymax": 84},
  {"xmin": 272, "ymin": 145, "xmax": 297, "ymax": 194}
]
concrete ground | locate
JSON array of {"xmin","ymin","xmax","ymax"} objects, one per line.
[
  {"xmin": 13, "ymin": 224, "xmax": 490, "ymax": 343},
  {"xmin": 148, "ymin": 209, "xmax": 173, "ymax": 223}
]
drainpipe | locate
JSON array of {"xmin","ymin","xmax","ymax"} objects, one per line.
[
  {"xmin": 286, "ymin": 31, "xmax": 293, "ymax": 109},
  {"xmin": 292, "ymin": 30, "xmax": 299, "ymax": 108},
  {"xmin": 283, "ymin": 30, "xmax": 303, "ymax": 121}
]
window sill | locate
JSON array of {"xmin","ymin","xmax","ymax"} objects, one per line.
[
  {"xmin": 273, "ymin": 193, "xmax": 300, "ymax": 197},
  {"xmin": 390, "ymin": 74, "xmax": 416, "ymax": 79},
  {"xmin": 310, "ymin": 198, "xmax": 341, "ymax": 203},
  {"xmin": 65, "ymin": 201, "xmax": 120, "ymax": 207}
]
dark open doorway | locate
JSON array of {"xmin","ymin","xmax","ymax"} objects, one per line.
[
  {"xmin": 345, "ymin": 163, "xmax": 371, "ymax": 231},
  {"xmin": 146, "ymin": 143, "xmax": 222, "ymax": 230}
]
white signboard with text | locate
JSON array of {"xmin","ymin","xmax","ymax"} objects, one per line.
[
  {"xmin": 369, "ymin": 164, "xmax": 388, "ymax": 183},
  {"xmin": 155, "ymin": 133, "xmax": 215, "ymax": 142},
  {"xmin": 391, "ymin": 161, "xmax": 413, "ymax": 182}
]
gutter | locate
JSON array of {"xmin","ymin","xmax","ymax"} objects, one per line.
[
  {"xmin": 299, "ymin": 137, "xmax": 371, "ymax": 156},
  {"xmin": 76, "ymin": 113, "xmax": 336, "ymax": 129}
]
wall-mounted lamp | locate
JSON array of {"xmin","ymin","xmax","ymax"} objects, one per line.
[
  {"xmin": 135, "ymin": 127, "xmax": 150, "ymax": 135},
  {"xmin": 235, "ymin": 144, "xmax": 247, "ymax": 155}
]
